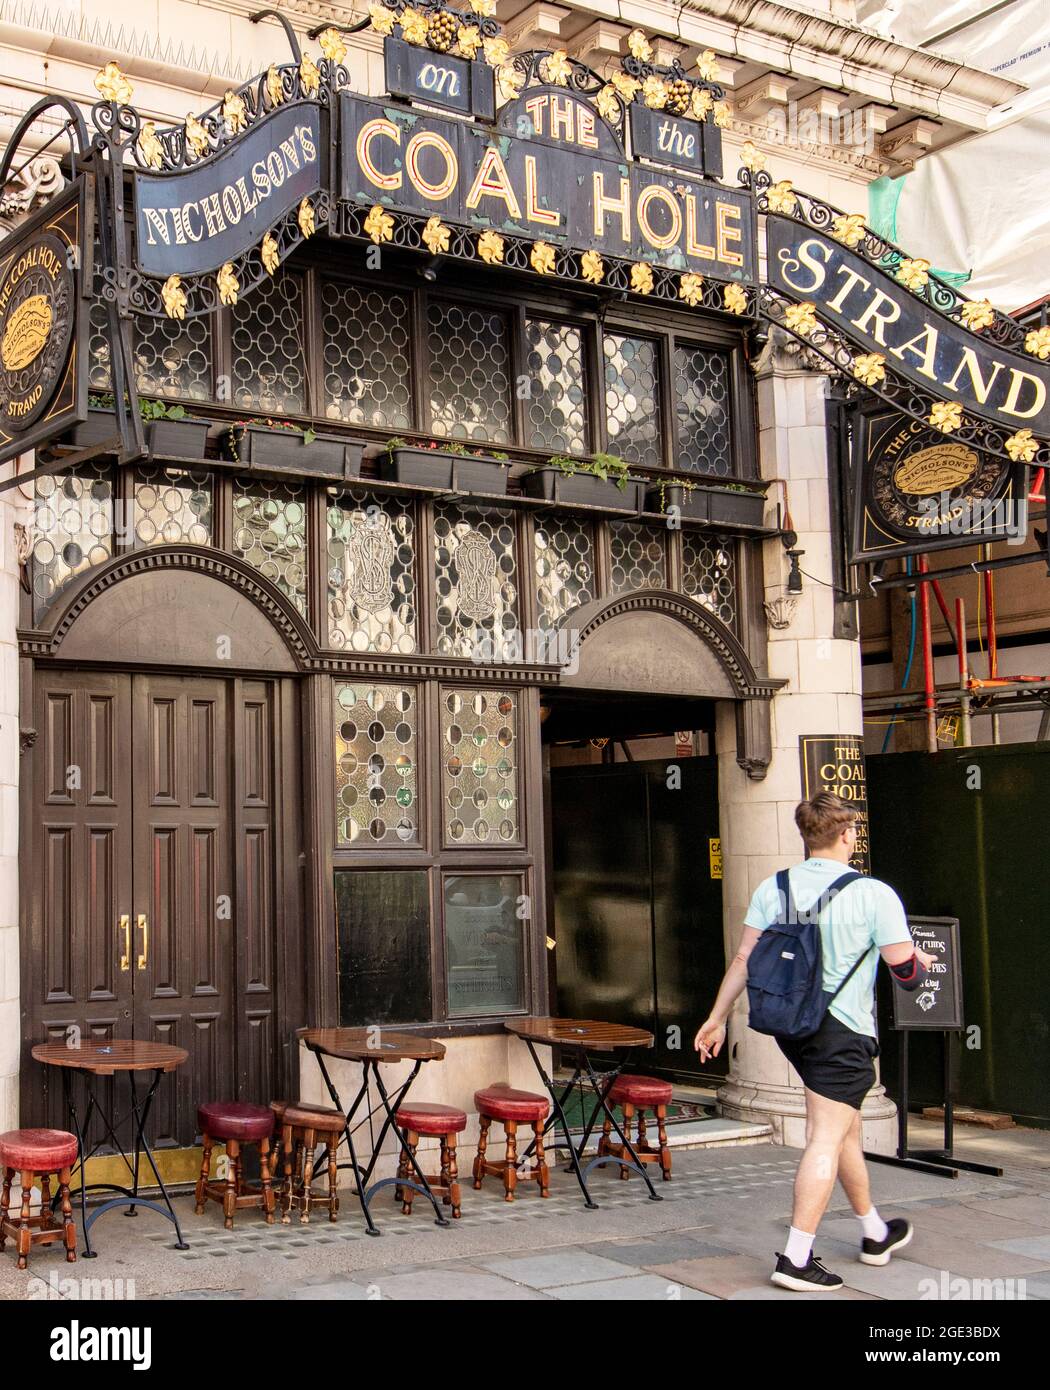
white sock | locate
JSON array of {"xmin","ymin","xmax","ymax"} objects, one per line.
[
  {"xmin": 858, "ymin": 1206, "xmax": 889, "ymax": 1243},
  {"xmin": 785, "ymin": 1226, "xmax": 815, "ymax": 1267}
]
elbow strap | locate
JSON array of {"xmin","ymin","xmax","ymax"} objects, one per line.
[{"xmin": 889, "ymin": 954, "xmax": 927, "ymax": 992}]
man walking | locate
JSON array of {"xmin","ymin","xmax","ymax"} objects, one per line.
[{"xmin": 694, "ymin": 791, "xmax": 936, "ymax": 1291}]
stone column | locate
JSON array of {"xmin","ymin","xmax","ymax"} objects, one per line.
[
  {"xmin": 0, "ymin": 463, "xmax": 27, "ymax": 1131},
  {"xmin": 715, "ymin": 351, "xmax": 896, "ymax": 1151}
]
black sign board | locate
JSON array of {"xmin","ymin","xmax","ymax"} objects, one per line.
[
  {"xmin": 629, "ymin": 104, "xmax": 722, "ymax": 178},
  {"xmin": 850, "ymin": 405, "xmax": 1026, "ymax": 563},
  {"xmin": 766, "ymin": 215, "xmax": 1050, "ymax": 439},
  {"xmin": 340, "ymin": 89, "xmax": 756, "ymax": 281},
  {"xmin": 134, "ymin": 104, "xmax": 323, "ymax": 276},
  {"xmin": 0, "ymin": 178, "xmax": 89, "ymax": 466},
  {"xmin": 798, "ymin": 733, "xmax": 870, "ymax": 873},
  {"xmin": 384, "ymin": 35, "xmax": 494, "ymax": 121},
  {"xmin": 891, "ymin": 916, "xmax": 963, "ymax": 1031}
]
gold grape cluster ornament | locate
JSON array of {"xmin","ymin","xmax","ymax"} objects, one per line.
[
  {"xmin": 367, "ymin": 0, "xmax": 506, "ymax": 67},
  {"xmin": 610, "ymin": 30, "xmax": 729, "ymax": 128}
]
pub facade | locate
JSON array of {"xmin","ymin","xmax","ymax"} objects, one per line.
[{"xmin": 0, "ymin": 0, "xmax": 1030, "ymax": 1172}]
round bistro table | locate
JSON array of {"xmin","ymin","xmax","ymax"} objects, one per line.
[
  {"xmin": 31, "ymin": 1039, "xmax": 189, "ymax": 1257},
  {"xmin": 301, "ymin": 1028, "xmax": 447, "ymax": 1237},
  {"xmin": 504, "ymin": 1017, "xmax": 662, "ymax": 1209}
]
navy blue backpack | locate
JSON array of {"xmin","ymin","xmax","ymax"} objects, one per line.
[{"xmin": 746, "ymin": 868, "xmax": 870, "ymax": 1040}]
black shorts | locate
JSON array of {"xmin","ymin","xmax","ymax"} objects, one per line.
[{"xmin": 776, "ymin": 1011, "xmax": 879, "ymax": 1110}]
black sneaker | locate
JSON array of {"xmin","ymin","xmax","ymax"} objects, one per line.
[
  {"xmin": 860, "ymin": 1217, "xmax": 913, "ymax": 1266},
  {"xmin": 771, "ymin": 1252, "xmax": 844, "ymax": 1291}
]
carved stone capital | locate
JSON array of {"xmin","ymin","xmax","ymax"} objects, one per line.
[{"xmin": 0, "ymin": 155, "xmax": 64, "ymax": 234}]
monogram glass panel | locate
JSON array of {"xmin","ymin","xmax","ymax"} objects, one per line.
[
  {"xmin": 534, "ymin": 516, "xmax": 595, "ymax": 632},
  {"xmin": 445, "ymin": 874, "xmax": 525, "ymax": 1017},
  {"xmin": 232, "ymin": 271, "xmax": 306, "ymax": 414},
  {"xmin": 132, "ymin": 467, "xmax": 213, "ymax": 548},
  {"xmin": 334, "ymin": 682, "xmax": 419, "ymax": 847},
  {"xmin": 327, "ymin": 489, "xmax": 416, "ymax": 654},
  {"xmin": 31, "ymin": 465, "xmax": 114, "ymax": 620},
  {"xmin": 427, "ymin": 301, "xmax": 512, "ymax": 443},
  {"xmin": 441, "ymin": 688, "xmax": 520, "ymax": 846},
  {"xmin": 433, "ymin": 502, "xmax": 518, "ymax": 657},
  {"xmin": 232, "ymin": 478, "xmax": 308, "ymax": 614},
  {"xmin": 133, "ymin": 314, "xmax": 213, "ymax": 400},
  {"xmin": 608, "ymin": 519, "xmax": 666, "ymax": 593},
  {"xmin": 321, "ymin": 279, "xmax": 413, "ymax": 429},
  {"xmin": 682, "ymin": 534, "xmax": 736, "ymax": 628},
  {"xmin": 524, "ymin": 318, "xmax": 588, "ymax": 454},
  {"xmin": 674, "ymin": 344, "xmax": 732, "ymax": 475},
  {"xmin": 603, "ymin": 333, "xmax": 662, "ymax": 468}
]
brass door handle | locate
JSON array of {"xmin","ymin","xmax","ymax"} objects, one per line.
[
  {"xmin": 136, "ymin": 913, "xmax": 148, "ymax": 971},
  {"xmin": 119, "ymin": 914, "xmax": 130, "ymax": 972}
]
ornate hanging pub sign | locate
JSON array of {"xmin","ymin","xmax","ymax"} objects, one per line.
[{"xmin": 0, "ymin": 177, "xmax": 90, "ymax": 467}]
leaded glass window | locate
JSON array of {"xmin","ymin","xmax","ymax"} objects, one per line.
[
  {"xmin": 336, "ymin": 870, "xmax": 431, "ymax": 1025},
  {"xmin": 427, "ymin": 301, "xmax": 512, "ymax": 443},
  {"xmin": 31, "ymin": 465, "xmax": 113, "ymax": 620},
  {"xmin": 609, "ymin": 519, "xmax": 666, "ymax": 592},
  {"xmin": 131, "ymin": 467, "xmax": 212, "ymax": 548},
  {"xmin": 534, "ymin": 516, "xmax": 595, "ymax": 632},
  {"xmin": 327, "ymin": 489, "xmax": 416, "ymax": 653},
  {"xmin": 603, "ymin": 333, "xmax": 662, "ymax": 468},
  {"xmin": 441, "ymin": 688, "xmax": 519, "ymax": 846},
  {"xmin": 674, "ymin": 344, "xmax": 732, "ymax": 475},
  {"xmin": 88, "ymin": 293, "xmax": 112, "ymax": 391},
  {"xmin": 232, "ymin": 479, "xmax": 308, "ymax": 613},
  {"xmin": 433, "ymin": 501, "xmax": 518, "ymax": 657},
  {"xmin": 524, "ymin": 318, "xmax": 588, "ymax": 454},
  {"xmin": 232, "ymin": 271, "xmax": 306, "ymax": 414},
  {"xmin": 682, "ymin": 534, "xmax": 736, "ymax": 628},
  {"xmin": 334, "ymin": 682, "xmax": 419, "ymax": 847},
  {"xmin": 445, "ymin": 873, "xmax": 525, "ymax": 1017},
  {"xmin": 321, "ymin": 280, "xmax": 413, "ymax": 429},
  {"xmin": 133, "ymin": 315, "xmax": 213, "ymax": 400}
]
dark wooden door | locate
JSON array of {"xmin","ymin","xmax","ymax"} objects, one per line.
[{"xmin": 23, "ymin": 669, "xmax": 300, "ymax": 1148}]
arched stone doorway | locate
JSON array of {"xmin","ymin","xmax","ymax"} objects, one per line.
[{"xmin": 20, "ymin": 547, "xmax": 309, "ymax": 1152}]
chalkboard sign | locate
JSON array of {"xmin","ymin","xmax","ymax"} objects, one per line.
[{"xmin": 890, "ymin": 916, "xmax": 963, "ymax": 1031}]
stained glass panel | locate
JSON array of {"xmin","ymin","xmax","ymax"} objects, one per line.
[
  {"xmin": 327, "ymin": 489, "xmax": 416, "ymax": 653},
  {"xmin": 682, "ymin": 534, "xmax": 736, "ymax": 628},
  {"xmin": 441, "ymin": 688, "xmax": 519, "ymax": 846},
  {"xmin": 335, "ymin": 682, "xmax": 419, "ymax": 847},
  {"xmin": 609, "ymin": 519, "xmax": 666, "ymax": 592},
  {"xmin": 534, "ymin": 516, "xmax": 595, "ymax": 632},
  {"xmin": 427, "ymin": 301, "xmax": 512, "ymax": 443},
  {"xmin": 132, "ymin": 467, "xmax": 212, "ymax": 548},
  {"xmin": 524, "ymin": 318, "xmax": 588, "ymax": 454},
  {"xmin": 232, "ymin": 271, "xmax": 307, "ymax": 414},
  {"xmin": 604, "ymin": 333, "xmax": 662, "ymax": 468},
  {"xmin": 232, "ymin": 479, "xmax": 308, "ymax": 613},
  {"xmin": 31, "ymin": 465, "xmax": 113, "ymax": 620},
  {"xmin": 433, "ymin": 502, "xmax": 518, "ymax": 657},
  {"xmin": 674, "ymin": 344, "xmax": 732, "ymax": 475},
  {"xmin": 321, "ymin": 279, "xmax": 413, "ymax": 429}
]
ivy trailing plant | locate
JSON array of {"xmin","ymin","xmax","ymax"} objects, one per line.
[
  {"xmin": 87, "ymin": 391, "xmax": 190, "ymax": 422},
  {"xmin": 544, "ymin": 450, "xmax": 632, "ymax": 491},
  {"xmin": 384, "ymin": 436, "xmax": 511, "ymax": 463}
]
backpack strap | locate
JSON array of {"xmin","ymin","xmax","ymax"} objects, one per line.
[
  {"xmin": 810, "ymin": 870, "xmax": 862, "ymax": 920},
  {"xmin": 815, "ymin": 871, "xmax": 875, "ymax": 1003},
  {"xmin": 775, "ymin": 868, "xmax": 793, "ymax": 926}
]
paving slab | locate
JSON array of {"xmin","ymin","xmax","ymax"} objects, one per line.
[
  {"xmin": 956, "ymin": 1196, "xmax": 1050, "ymax": 1227},
  {"xmin": 728, "ymin": 1284, "xmax": 879, "ymax": 1300},
  {"xmin": 986, "ymin": 1236, "xmax": 1050, "ymax": 1260},
  {"xmin": 478, "ymin": 1249, "xmax": 637, "ymax": 1288},
  {"xmin": 646, "ymin": 1254, "xmax": 780, "ymax": 1298},
  {"xmin": 355, "ymin": 1268, "xmax": 549, "ymax": 1300},
  {"xmin": 580, "ymin": 1234, "xmax": 735, "ymax": 1266},
  {"xmin": 818, "ymin": 1217, "xmax": 1050, "ymax": 1278},
  {"xmin": 548, "ymin": 1274, "xmax": 716, "ymax": 1300},
  {"xmin": 839, "ymin": 1256, "xmax": 989, "ymax": 1300}
]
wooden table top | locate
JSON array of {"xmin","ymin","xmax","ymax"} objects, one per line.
[
  {"xmin": 31, "ymin": 1040, "xmax": 189, "ymax": 1075},
  {"xmin": 505, "ymin": 1017, "xmax": 654, "ymax": 1051},
  {"xmin": 301, "ymin": 1028, "xmax": 446, "ymax": 1064}
]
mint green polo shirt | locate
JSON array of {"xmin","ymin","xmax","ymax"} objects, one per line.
[{"xmin": 743, "ymin": 858, "xmax": 912, "ymax": 1037}]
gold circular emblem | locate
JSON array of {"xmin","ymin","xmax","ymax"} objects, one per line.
[
  {"xmin": 1, "ymin": 293, "xmax": 52, "ymax": 371},
  {"xmin": 892, "ymin": 443, "xmax": 978, "ymax": 496}
]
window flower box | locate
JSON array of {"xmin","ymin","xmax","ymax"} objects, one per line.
[
  {"xmin": 378, "ymin": 445, "xmax": 511, "ymax": 495},
  {"xmin": 705, "ymin": 485, "xmax": 768, "ymax": 529},
  {"xmin": 222, "ymin": 423, "xmax": 363, "ymax": 480},
  {"xmin": 521, "ymin": 466, "xmax": 642, "ymax": 512},
  {"xmin": 147, "ymin": 416, "xmax": 210, "ymax": 461},
  {"xmin": 646, "ymin": 483, "xmax": 710, "ymax": 521},
  {"xmin": 68, "ymin": 407, "xmax": 121, "ymax": 449}
]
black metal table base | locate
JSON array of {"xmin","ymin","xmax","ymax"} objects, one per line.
[
  {"xmin": 57, "ymin": 1068, "xmax": 188, "ymax": 1257},
  {"xmin": 518, "ymin": 1041, "xmax": 663, "ymax": 1209},
  {"xmin": 311, "ymin": 1052, "xmax": 451, "ymax": 1236}
]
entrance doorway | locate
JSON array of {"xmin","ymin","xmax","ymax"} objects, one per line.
[
  {"xmin": 544, "ymin": 695, "xmax": 726, "ymax": 1080},
  {"xmin": 22, "ymin": 669, "xmax": 303, "ymax": 1150}
]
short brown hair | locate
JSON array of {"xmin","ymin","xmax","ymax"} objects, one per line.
[{"xmin": 794, "ymin": 792, "xmax": 857, "ymax": 851}]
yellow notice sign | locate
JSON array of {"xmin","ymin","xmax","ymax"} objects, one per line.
[{"xmin": 709, "ymin": 837, "xmax": 723, "ymax": 879}]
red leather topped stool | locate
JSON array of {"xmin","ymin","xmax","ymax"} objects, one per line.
[
  {"xmin": 394, "ymin": 1103, "xmax": 467, "ymax": 1218},
  {"xmin": 473, "ymin": 1085, "xmax": 550, "ymax": 1202},
  {"xmin": 194, "ymin": 1102, "xmax": 275, "ymax": 1229},
  {"xmin": 598, "ymin": 1075, "xmax": 674, "ymax": 1181},
  {"xmin": 0, "ymin": 1129, "xmax": 78, "ymax": 1270},
  {"xmin": 269, "ymin": 1100, "xmax": 343, "ymax": 1224}
]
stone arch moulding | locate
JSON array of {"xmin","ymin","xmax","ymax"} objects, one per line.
[
  {"xmin": 23, "ymin": 546, "xmax": 317, "ymax": 673},
  {"xmin": 556, "ymin": 589, "xmax": 784, "ymax": 780}
]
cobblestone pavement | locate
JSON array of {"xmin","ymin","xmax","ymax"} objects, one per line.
[{"xmin": 3, "ymin": 1123, "xmax": 1048, "ymax": 1301}]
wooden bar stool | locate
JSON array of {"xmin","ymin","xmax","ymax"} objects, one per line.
[
  {"xmin": 473, "ymin": 1085, "xmax": 550, "ymax": 1202},
  {"xmin": 598, "ymin": 1075, "xmax": 674, "ymax": 1181},
  {"xmin": 0, "ymin": 1129, "xmax": 78, "ymax": 1271},
  {"xmin": 194, "ymin": 1102, "xmax": 275, "ymax": 1229},
  {"xmin": 269, "ymin": 1100, "xmax": 343, "ymax": 1224},
  {"xmin": 394, "ymin": 1103, "xmax": 467, "ymax": 1218}
]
